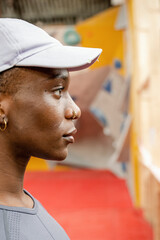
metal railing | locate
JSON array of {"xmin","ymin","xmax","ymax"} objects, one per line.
[{"xmin": 0, "ymin": 0, "xmax": 111, "ymax": 24}]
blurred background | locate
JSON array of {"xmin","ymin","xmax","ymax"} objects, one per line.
[{"xmin": 1, "ymin": 0, "xmax": 160, "ymax": 239}]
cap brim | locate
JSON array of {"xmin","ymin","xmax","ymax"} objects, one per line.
[{"xmin": 16, "ymin": 45, "xmax": 102, "ymax": 71}]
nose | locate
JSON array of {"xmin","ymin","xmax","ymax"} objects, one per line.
[{"xmin": 65, "ymin": 96, "xmax": 81, "ymax": 120}]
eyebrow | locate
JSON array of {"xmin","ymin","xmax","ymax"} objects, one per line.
[{"xmin": 46, "ymin": 72, "xmax": 69, "ymax": 81}]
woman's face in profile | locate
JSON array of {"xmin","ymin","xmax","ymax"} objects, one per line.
[{"xmin": 7, "ymin": 67, "xmax": 81, "ymax": 161}]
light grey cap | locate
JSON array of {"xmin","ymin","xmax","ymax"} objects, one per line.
[{"xmin": 0, "ymin": 18, "xmax": 102, "ymax": 73}]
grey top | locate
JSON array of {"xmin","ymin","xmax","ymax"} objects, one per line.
[{"xmin": 0, "ymin": 190, "xmax": 70, "ymax": 240}]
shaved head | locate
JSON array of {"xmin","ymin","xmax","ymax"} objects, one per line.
[{"xmin": 0, "ymin": 67, "xmax": 27, "ymax": 95}]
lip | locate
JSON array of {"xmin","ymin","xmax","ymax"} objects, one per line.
[{"xmin": 63, "ymin": 128, "xmax": 77, "ymax": 143}]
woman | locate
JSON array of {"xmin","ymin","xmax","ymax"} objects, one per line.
[{"xmin": 0, "ymin": 18, "xmax": 102, "ymax": 239}]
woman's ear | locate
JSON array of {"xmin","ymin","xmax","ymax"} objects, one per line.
[
  {"xmin": 0, "ymin": 93, "xmax": 12, "ymax": 113},
  {"xmin": 0, "ymin": 95, "xmax": 11, "ymax": 130}
]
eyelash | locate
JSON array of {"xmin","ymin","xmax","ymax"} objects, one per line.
[{"xmin": 52, "ymin": 87, "xmax": 64, "ymax": 98}]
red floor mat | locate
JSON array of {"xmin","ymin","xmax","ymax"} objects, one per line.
[{"xmin": 24, "ymin": 170, "xmax": 153, "ymax": 240}]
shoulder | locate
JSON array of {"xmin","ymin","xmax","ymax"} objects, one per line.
[
  {"xmin": 0, "ymin": 209, "xmax": 6, "ymax": 238},
  {"xmin": 24, "ymin": 190, "xmax": 70, "ymax": 240},
  {"xmin": 36, "ymin": 200, "xmax": 70, "ymax": 239}
]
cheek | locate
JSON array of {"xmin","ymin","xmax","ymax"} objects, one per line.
[
  {"xmin": 43, "ymin": 92, "xmax": 54, "ymax": 107},
  {"xmin": 27, "ymin": 93, "xmax": 63, "ymax": 127},
  {"xmin": 8, "ymin": 93, "xmax": 65, "ymax": 144},
  {"xmin": 41, "ymin": 93, "xmax": 64, "ymax": 129}
]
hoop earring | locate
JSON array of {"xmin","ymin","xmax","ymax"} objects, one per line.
[{"xmin": 0, "ymin": 118, "xmax": 7, "ymax": 131}]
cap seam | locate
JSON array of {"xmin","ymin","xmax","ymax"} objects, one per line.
[
  {"xmin": 16, "ymin": 43, "xmax": 60, "ymax": 65},
  {"xmin": 0, "ymin": 23, "xmax": 21, "ymax": 63}
]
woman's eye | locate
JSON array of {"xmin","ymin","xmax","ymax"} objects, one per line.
[{"xmin": 52, "ymin": 88, "xmax": 64, "ymax": 98}]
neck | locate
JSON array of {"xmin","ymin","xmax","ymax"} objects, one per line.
[
  {"xmin": 0, "ymin": 140, "xmax": 33, "ymax": 208},
  {"xmin": 0, "ymin": 154, "xmax": 28, "ymax": 193}
]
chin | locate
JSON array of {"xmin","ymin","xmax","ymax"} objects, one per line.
[
  {"xmin": 42, "ymin": 148, "xmax": 68, "ymax": 161},
  {"xmin": 54, "ymin": 148, "xmax": 68, "ymax": 161},
  {"xmin": 54, "ymin": 154, "xmax": 67, "ymax": 161},
  {"xmin": 32, "ymin": 146, "xmax": 68, "ymax": 161}
]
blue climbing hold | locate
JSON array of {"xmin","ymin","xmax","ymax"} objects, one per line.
[
  {"xmin": 103, "ymin": 80, "xmax": 112, "ymax": 93},
  {"xmin": 114, "ymin": 59, "xmax": 122, "ymax": 69}
]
